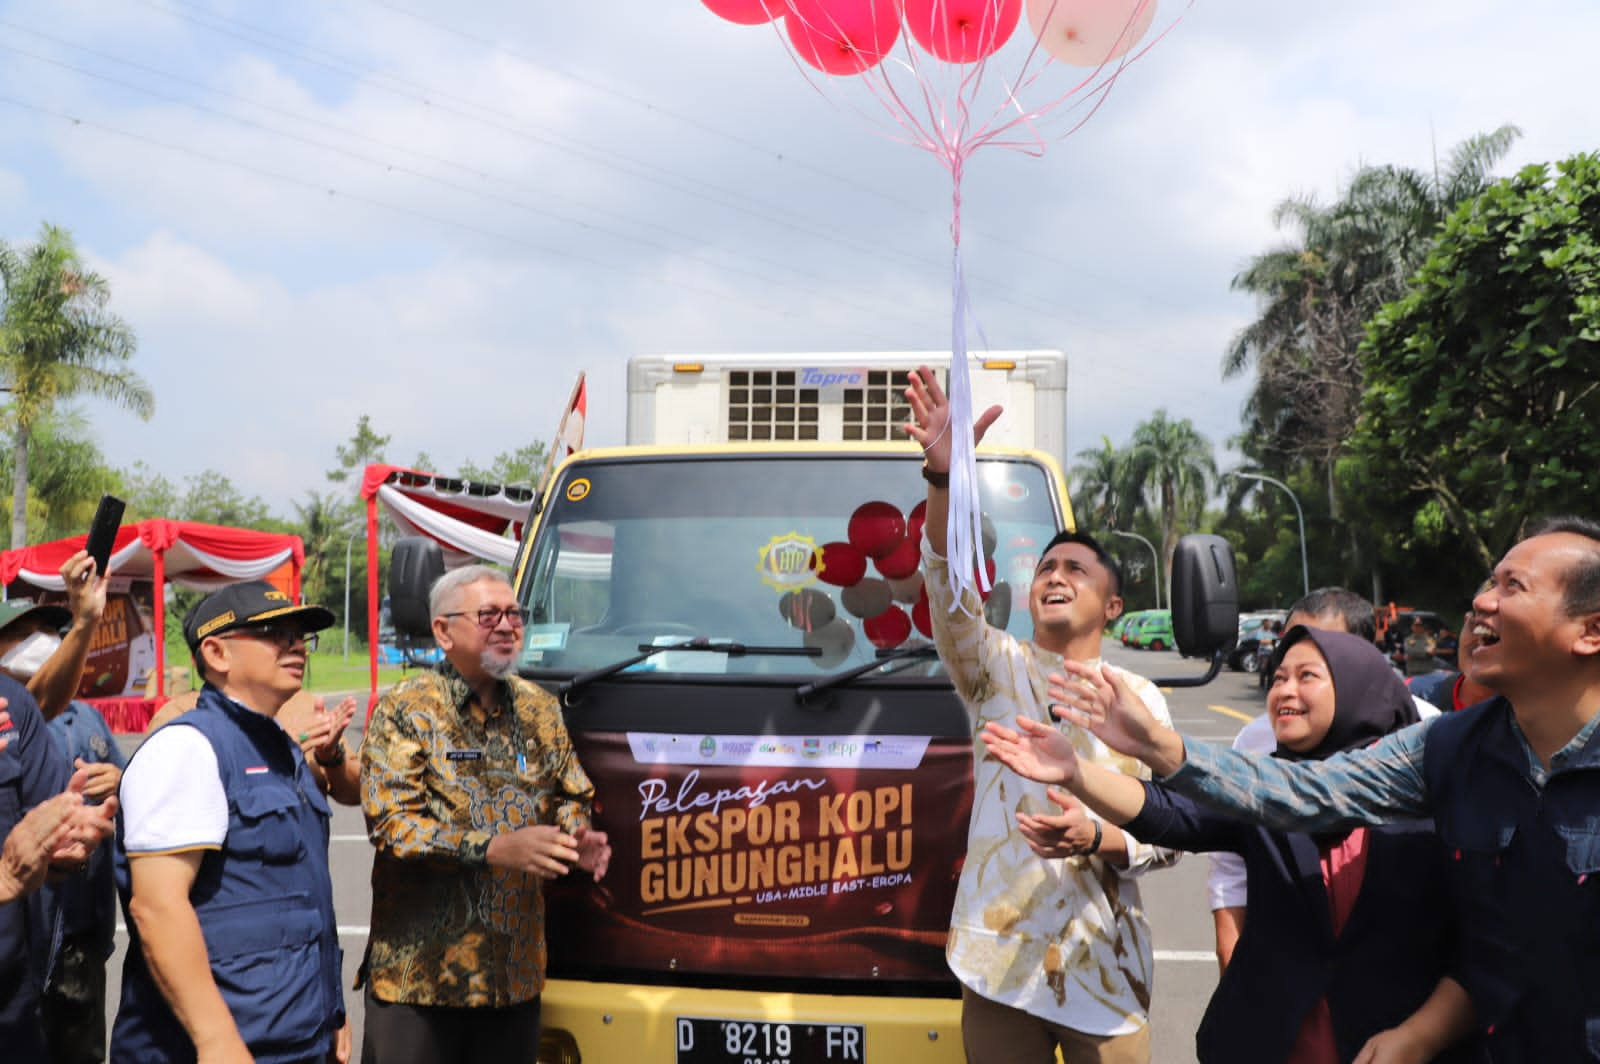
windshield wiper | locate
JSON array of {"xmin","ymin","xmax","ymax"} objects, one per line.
[
  {"xmin": 558, "ymin": 638, "xmax": 821, "ymax": 701},
  {"xmin": 795, "ymin": 644, "xmax": 940, "ymax": 703}
]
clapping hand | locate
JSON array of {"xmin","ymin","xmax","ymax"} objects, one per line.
[
  {"xmin": 1014, "ymin": 787, "xmax": 1103, "ymax": 860},
  {"xmin": 574, "ymin": 826, "xmax": 612, "ymax": 881}
]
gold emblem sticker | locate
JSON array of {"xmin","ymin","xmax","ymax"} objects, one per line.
[
  {"xmin": 758, "ymin": 531, "xmax": 820, "ymax": 591},
  {"xmin": 565, "ymin": 478, "xmax": 591, "ymax": 502}
]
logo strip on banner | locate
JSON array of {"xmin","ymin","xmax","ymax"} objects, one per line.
[{"xmin": 626, "ymin": 733, "xmax": 929, "ymax": 769}]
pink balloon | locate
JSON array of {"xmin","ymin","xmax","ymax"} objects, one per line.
[
  {"xmin": 903, "ymin": 0, "xmax": 1023, "ymax": 64},
  {"xmin": 785, "ymin": 0, "xmax": 902, "ymax": 76},
  {"xmin": 1024, "ymin": 0, "xmax": 1157, "ymax": 68},
  {"xmin": 702, "ymin": 0, "xmax": 785, "ymax": 24}
]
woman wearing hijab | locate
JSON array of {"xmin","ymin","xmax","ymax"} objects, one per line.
[{"xmin": 982, "ymin": 626, "xmax": 1486, "ymax": 1064}]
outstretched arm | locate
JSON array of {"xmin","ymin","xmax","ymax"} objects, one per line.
[
  {"xmin": 1052, "ymin": 660, "xmax": 1432, "ymax": 832},
  {"xmin": 30, "ymin": 551, "xmax": 108, "ymax": 719},
  {"xmin": 980, "ymin": 715, "xmax": 1150, "ymax": 826}
]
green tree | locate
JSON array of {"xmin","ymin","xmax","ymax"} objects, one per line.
[
  {"xmin": 177, "ymin": 469, "xmax": 274, "ymax": 528},
  {"xmin": 1124, "ymin": 411, "xmax": 1217, "ymax": 585},
  {"xmin": 0, "ymin": 223, "xmax": 153, "ymax": 547},
  {"xmin": 327, "ymin": 414, "xmax": 391, "ymax": 485},
  {"xmin": 0, "ymin": 408, "xmax": 119, "ymax": 540},
  {"xmin": 117, "ymin": 460, "xmax": 181, "ymax": 522},
  {"xmin": 1070, "ymin": 436, "xmax": 1132, "ymax": 530},
  {"xmin": 1225, "ymin": 128, "xmax": 1521, "ymax": 590},
  {"xmin": 459, "ymin": 441, "xmax": 549, "ymax": 489},
  {"xmin": 1352, "ymin": 153, "xmax": 1600, "ymax": 572}
]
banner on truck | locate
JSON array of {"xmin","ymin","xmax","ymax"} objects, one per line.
[{"xmin": 547, "ymin": 730, "xmax": 973, "ymax": 984}]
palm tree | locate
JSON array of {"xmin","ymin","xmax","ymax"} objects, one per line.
[
  {"xmin": 1070, "ymin": 435, "xmax": 1132, "ymax": 530},
  {"xmin": 1125, "ymin": 410, "xmax": 1216, "ymax": 586},
  {"xmin": 0, "ymin": 223, "xmax": 152, "ymax": 547},
  {"xmin": 1222, "ymin": 127, "xmax": 1521, "ymax": 586}
]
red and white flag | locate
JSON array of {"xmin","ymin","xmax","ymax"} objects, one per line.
[{"xmin": 560, "ymin": 374, "xmax": 587, "ymax": 456}]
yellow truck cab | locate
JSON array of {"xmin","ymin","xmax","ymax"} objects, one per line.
[{"xmin": 387, "ymin": 355, "xmax": 1236, "ymax": 1064}]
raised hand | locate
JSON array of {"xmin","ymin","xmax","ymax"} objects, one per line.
[
  {"xmin": 980, "ymin": 716, "xmax": 1080, "ymax": 786},
  {"xmin": 60, "ymin": 549, "xmax": 110, "ymax": 625},
  {"xmin": 1048, "ymin": 661, "xmax": 1186, "ymax": 774},
  {"xmin": 301, "ymin": 696, "xmax": 358, "ymax": 765},
  {"xmin": 903, "ymin": 365, "xmax": 1002, "ymax": 473}
]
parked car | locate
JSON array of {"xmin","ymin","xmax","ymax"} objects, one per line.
[
  {"xmin": 1126, "ymin": 610, "xmax": 1175, "ymax": 651},
  {"xmin": 1118, "ymin": 609, "xmax": 1151, "ymax": 645}
]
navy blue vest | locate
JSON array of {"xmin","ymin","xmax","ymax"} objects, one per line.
[
  {"xmin": 111, "ymin": 685, "xmax": 343, "ymax": 1064},
  {"xmin": 1423, "ymin": 696, "xmax": 1600, "ymax": 1061}
]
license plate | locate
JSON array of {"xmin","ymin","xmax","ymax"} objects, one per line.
[{"xmin": 675, "ymin": 1017, "xmax": 865, "ymax": 1064}]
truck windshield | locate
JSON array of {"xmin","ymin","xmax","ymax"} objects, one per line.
[{"xmin": 517, "ymin": 454, "xmax": 1063, "ymax": 679}]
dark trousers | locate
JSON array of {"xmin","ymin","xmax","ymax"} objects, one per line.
[
  {"xmin": 43, "ymin": 937, "xmax": 108, "ymax": 1064},
  {"xmin": 361, "ymin": 986, "xmax": 541, "ymax": 1064}
]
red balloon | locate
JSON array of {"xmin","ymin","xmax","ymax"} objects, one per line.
[
  {"xmin": 848, "ymin": 500, "xmax": 907, "ymax": 560},
  {"xmin": 815, "ymin": 540, "xmax": 868, "ymax": 587},
  {"xmin": 903, "ymin": 0, "xmax": 1022, "ymax": 63},
  {"xmin": 785, "ymin": 0, "xmax": 902, "ymax": 75},
  {"xmin": 912, "ymin": 588, "xmax": 933, "ymax": 637},
  {"xmin": 863, "ymin": 605, "xmax": 912, "ymax": 649},
  {"xmin": 907, "ymin": 499, "xmax": 928, "ymax": 548},
  {"xmin": 702, "ymin": 0, "xmax": 784, "ymax": 24},
  {"xmin": 975, "ymin": 556, "xmax": 998, "ymax": 601},
  {"xmin": 874, "ymin": 534, "xmax": 921, "ymax": 580}
]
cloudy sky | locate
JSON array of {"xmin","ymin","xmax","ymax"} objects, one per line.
[{"xmin": 1, "ymin": 0, "xmax": 1594, "ymax": 515}]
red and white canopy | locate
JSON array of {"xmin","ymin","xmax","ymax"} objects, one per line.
[{"xmin": 0, "ymin": 519, "xmax": 306, "ymax": 698}]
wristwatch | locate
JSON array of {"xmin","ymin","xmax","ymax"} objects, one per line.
[
  {"xmin": 315, "ymin": 740, "xmax": 348, "ymax": 768},
  {"xmin": 921, "ymin": 462, "xmax": 950, "ymax": 488}
]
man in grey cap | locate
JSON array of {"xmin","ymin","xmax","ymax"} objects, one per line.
[{"xmin": 112, "ymin": 580, "xmax": 350, "ymax": 1064}]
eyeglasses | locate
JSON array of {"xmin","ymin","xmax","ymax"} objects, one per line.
[
  {"xmin": 441, "ymin": 606, "xmax": 530, "ymax": 630},
  {"xmin": 219, "ymin": 623, "xmax": 319, "ymax": 652}
]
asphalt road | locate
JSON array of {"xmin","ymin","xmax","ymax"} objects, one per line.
[{"xmin": 103, "ymin": 640, "xmax": 1265, "ymax": 1062}]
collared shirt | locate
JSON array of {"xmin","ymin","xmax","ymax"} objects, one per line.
[
  {"xmin": 1168, "ymin": 700, "xmax": 1600, "ymax": 1059},
  {"xmin": 923, "ymin": 541, "xmax": 1179, "ymax": 1036},
  {"xmin": 1169, "ymin": 703, "xmax": 1600, "ymax": 830},
  {"xmin": 361, "ymin": 663, "xmax": 595, "ymax": 1008}
]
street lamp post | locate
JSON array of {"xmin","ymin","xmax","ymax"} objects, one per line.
[
  {"xmin": 1106, "ymin": 529, "xmax": 1161, "ymax": 610},
  {"xmin": 1235, "ymin": 472, "xmax": 1310, "ymax": 597}
]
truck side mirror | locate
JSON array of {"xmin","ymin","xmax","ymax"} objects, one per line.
[
  {"xmin": 389, "ymin": 537, "xmax": 445, "ymax": 638},
  {"xmin": 1169, "ymin": 533, "xmax": 1239, "ymax": 658}
]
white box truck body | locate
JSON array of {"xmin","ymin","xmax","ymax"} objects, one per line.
[{"xmin": 626, "ymin": 351, "xmax": 1068, "ymax": 466}]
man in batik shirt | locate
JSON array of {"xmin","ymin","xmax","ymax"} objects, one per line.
[
  {"xmin": 905, "ymin": 367, "xmax": 1178, "ymax": 1064},
  {"xmin": 360, "ymin": 565, "xmax": 610, "ymax": 1064}
]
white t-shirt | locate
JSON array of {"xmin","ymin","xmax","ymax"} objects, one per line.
[
  {"xmin": 1206, "ymin": 696, "xmax": 1441, "ymax": 910},
  {"xmin": 119, "ymin": 723, "xmax": 229, "ymax": 853}
]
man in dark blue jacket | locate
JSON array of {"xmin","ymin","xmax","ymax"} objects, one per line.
[
  {"xmin": 1050, "ymin": 515, "xmax": 1600, "ymax": 1061},
  {"xmin": 113, "ymin": 581, "xmax": 347, "ymax": 1064},
  {"xmin": 1, "ymin": 676, "xmax": 115, "ymax": 1062}
]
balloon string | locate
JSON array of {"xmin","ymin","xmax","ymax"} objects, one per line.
[{"xmin": 942, "ymin": 175, "xmax": 992, "ymax": 615}]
